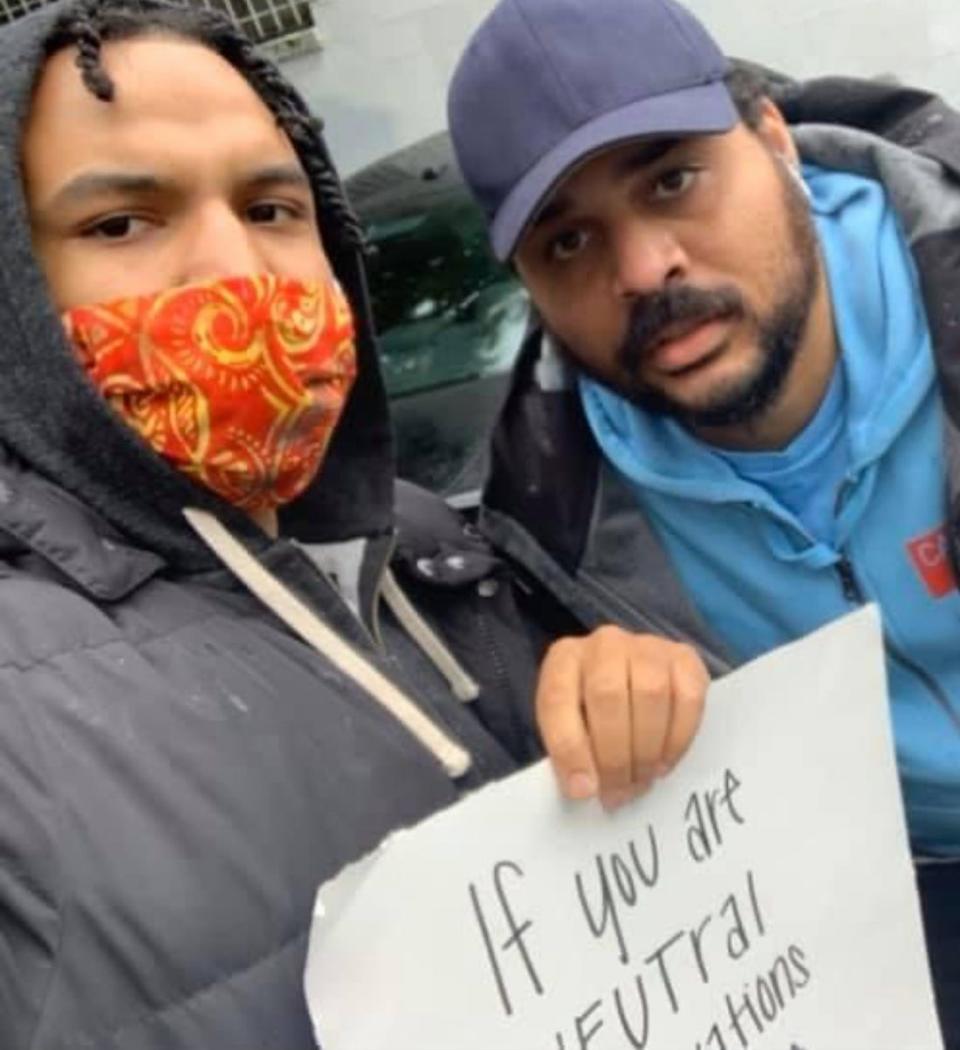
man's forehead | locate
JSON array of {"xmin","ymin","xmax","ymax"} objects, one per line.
[
  {"xmin": 31, "ymin": 35, "xmax": 276, "ymax": 131},
  {"xmin": 25, "ymin": 36, "xmax": 304, "ymax": 200}
]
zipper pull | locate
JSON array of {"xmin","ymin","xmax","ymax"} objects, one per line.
[{"xmin": 836, "ymin": 556, "xmax": 863, "ymax": 604}]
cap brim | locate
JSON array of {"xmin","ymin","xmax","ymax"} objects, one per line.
[{"xmin": 490, "ymin": 80, "xmax": 738, "ymax": 261}]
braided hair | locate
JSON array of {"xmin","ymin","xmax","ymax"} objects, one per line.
[{"xmin": 43, "ymin": 0, "xmax": 365, "ymax": 254}]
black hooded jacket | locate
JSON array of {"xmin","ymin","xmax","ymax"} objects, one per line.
[{"xmin": 0, "ymin": 4, "xmax": 549, "ymax": 1047}]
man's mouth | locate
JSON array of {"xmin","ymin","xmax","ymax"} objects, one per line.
[{"xmin": 646, "ymin": 315, "xmax": 733, "ymax": 375}]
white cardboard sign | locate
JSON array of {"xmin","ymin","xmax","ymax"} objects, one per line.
[{"xmin": 305, "ymin": 607, "xmax": 943, "ymax": 1050}]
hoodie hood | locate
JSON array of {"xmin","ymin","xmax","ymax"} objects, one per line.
[{"xmin": 0, "ymin": 0, "xmax": 395, "ymax": 572}]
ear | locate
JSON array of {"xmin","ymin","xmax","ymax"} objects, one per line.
[{"xmin": 754, "ymin": 98, "xmax": 799, "ymax": 167}]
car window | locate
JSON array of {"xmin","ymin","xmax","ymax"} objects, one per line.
[
  {"xmin": 365, "ymin": 190, "xmax": 527, "ymax": 397},
  {"xmin": 354, "ymin": 157, "xmax": 528, "ymax": 495}
]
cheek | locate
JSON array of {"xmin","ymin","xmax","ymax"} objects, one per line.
[
  {"xmin": 33, "ymin": 241, "xmax": 110, "ymax": 313},
  {"xmin": 44, "ymin": 246, "xmax": 175, "ymax": 311},
  {"xmin": 714, "ymin": 183, "xmax": 797, "ymax": 300},
  {"xmin": 538, "ymin": 284, "xmax": 626, "ymax": 366},
  {"xmin": 519, "ymin": 252, "xmax": 641, "ymax": 379},
  {"xmin": 260, "ymin": 232, "xmax": 332, "ymax": 285}
]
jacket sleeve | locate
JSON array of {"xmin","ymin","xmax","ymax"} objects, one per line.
[{"xmin": 0, "ymin": 676, "xmax": 63, "ymax": 1050}]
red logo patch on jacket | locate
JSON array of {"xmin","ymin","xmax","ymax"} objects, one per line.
[{"xmin": 907, "ymin": 526, "xmax": 957, "ymax": 599}]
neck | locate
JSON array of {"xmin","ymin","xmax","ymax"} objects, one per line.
[
  {"xmin": 695, "ymin": 269, "xmax": 837, "ymax": 452},
  {"xmin": 248, "ymin": 506, "xmax": 279, "ymax": 537}
]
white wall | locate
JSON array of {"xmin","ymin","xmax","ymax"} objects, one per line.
[
  {"xmin": 284, "ymin": 0, "xmax": 960, "ymax": 176},
  {"xmin": 283, "ymin": 0, "xmax": 495, "ymax": 175}
]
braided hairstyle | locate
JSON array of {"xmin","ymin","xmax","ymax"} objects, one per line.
[{"xmin": 43, "ymin": 0, "xmax": 365, "ymax": 255}]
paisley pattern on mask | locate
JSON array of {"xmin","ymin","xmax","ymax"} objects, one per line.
[{"xmin": 65, "ymin": 273, "xmax": 357, "ymax": 510}]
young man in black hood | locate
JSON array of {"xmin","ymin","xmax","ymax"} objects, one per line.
[{"xmin": 0, "ymin": 2, "xmax": 711, "ymax": 1045}]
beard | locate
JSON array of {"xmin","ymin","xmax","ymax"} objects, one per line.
[{"xmin": 585, "ymin": 157, "xmax": 820, "ymax": 431}]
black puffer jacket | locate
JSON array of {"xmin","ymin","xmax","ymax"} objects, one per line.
[{"xmin": 0, "ymin": 4, "xmax": 548, "ymax": 1047}]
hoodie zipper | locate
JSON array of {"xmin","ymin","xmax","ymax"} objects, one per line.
[
  {"xmin": 835, "ymin": 553, "xmax": 960, "ymax": 737},
  {"xmin": 836, "ymin": 556, "xmax": 862, "ymax": 604}
]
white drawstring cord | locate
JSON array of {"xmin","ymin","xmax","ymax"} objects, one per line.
[
  {"xmin": 380, "ymin": 567, "xmax": 480, "ymax": 703},
  {"xmin": 183, "ymin": 508, "xmax": 471, "ymax": 779}
]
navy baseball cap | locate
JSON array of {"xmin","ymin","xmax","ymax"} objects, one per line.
[{"xmin": 448, "ymin": 0, "xmax": 737, "ymax": 260}]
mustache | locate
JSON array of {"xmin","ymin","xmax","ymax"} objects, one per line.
[{"xmin": 618, "ymin": 285, "xmax": 745, "ymax": 371}]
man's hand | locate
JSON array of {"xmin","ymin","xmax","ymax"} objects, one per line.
[{"xmin": 536, "ymin": 627, "xmax": 710, "ymax": 810}]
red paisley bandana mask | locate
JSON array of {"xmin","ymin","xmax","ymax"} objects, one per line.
[{"xmin": 64, "ymin": 273, "xmax": 357, "ymax": 511}]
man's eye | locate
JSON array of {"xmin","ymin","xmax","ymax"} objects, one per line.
[
  {"xmin": 547, "ymin": 229, "xmax": 590, "ymax": 263},
  {"xmin": 651, "ymin": 167, "xmax": 699, "ymax": 201},
  {"xmin": 82, "ymin": 215, "xmax": 148, "ymax": 241},
  {"xmin": 247, "ymin": 201, "xmax": 302, "ymax": 224}
]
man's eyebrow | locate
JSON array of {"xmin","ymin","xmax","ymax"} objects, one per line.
[
  {"xmin": 41, "ymin": 163, "xmax": 311, "ymax": 213},
  {"xmin": 531, "ymin": 138, "xmax": 685, "ymax": 230},
  {"xmin": 612, "ymin": 137, "xmax": 683, "ymax": 179},
  {"xmin": 241, "ymin": 164, "xmax": 312, "ymax": 192},
  {"xmin": 531, "ymin": 196, "xmax": 572, "ymax": 231},
  {"xmin": 43, "ymin": 171, "xmax": 171, "ymax": 212}
]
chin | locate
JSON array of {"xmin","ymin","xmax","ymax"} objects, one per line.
[
  {"xmin": 632, "ymin": 356, "xmax": 761, "ymax": 422},
  {"xmin": 653, "ymin": 365, "xmax": 743, "ymax": 409},
  {"xmin": 682, "ymin": 341, "xmax": 762, "ymax": 393}
]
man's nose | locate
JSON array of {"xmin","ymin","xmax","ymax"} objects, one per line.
[
  {"xmin": 611, "ymin": 221, "xmax": 688, "ymax": 300},
  {"xmin": 175, "ymin": 202, "xmax": 262, "ymax": 285}
]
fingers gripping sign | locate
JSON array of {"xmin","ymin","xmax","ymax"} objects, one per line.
[{"xmin": 536, "ymin": 628, "xmax": 710, "ymax": 810}]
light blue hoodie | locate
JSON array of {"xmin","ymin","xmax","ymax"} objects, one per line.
[{"xmin": 580, "ymin": 166, "xmax": 960, "ymax": 856}]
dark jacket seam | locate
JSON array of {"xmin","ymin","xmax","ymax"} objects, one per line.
[
  {"xmin": 0, "ymin": 609, "xmax": 260, "ymax": 677},
  {"xmin": 19, "ymin": 686, "xmax": 71, "ymax": 1050},
  {"xmin": 89, "ymin": 929, "xmax": 307, "ymax": 1049}
]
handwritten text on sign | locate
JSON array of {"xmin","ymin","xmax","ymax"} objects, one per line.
[
  {"xmin": 305, "ymin": 609, "xmax": 942, "ymax": 1050},
  {"xmin": 470, "ymin": 769, "xmax": 810, "ymax": 1049}
]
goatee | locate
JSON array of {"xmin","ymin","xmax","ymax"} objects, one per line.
[{"xmin": 602, "ymin": 159, "xmax": 820, "ymax": 431}]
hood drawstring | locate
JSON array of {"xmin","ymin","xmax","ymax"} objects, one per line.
[
  {"xmin": 183, "ymin": 507, "xmax": 471, "ymax": 779},
  {"xmin": 380, "ymin": 567, "xmax": 480, "ymax": 703}
]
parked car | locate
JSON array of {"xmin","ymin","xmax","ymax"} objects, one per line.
[{"xmin": 345, "ymin": 132, "xmax": 528, "ymax": 500}]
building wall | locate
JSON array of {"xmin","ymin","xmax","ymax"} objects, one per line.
[{"xmin": 284, "ymin": 0, "xmax": 960, "ymax": 176}]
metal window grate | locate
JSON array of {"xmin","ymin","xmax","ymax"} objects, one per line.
[
  {"xmin": 0, "ymin": 0, "xmax": 50, "ymax": 23},
  {"xmin": 0, "ymin": 0, "xmax": 321, "ymax": 51},
  {"xmin": 195, "ymin": 0, "xmax": 315, "ymax": 46}
]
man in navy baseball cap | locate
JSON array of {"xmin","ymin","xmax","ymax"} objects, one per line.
[{"xmin": 450, "ymin": 1, "xmax": 960, "ymax": 1042}]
